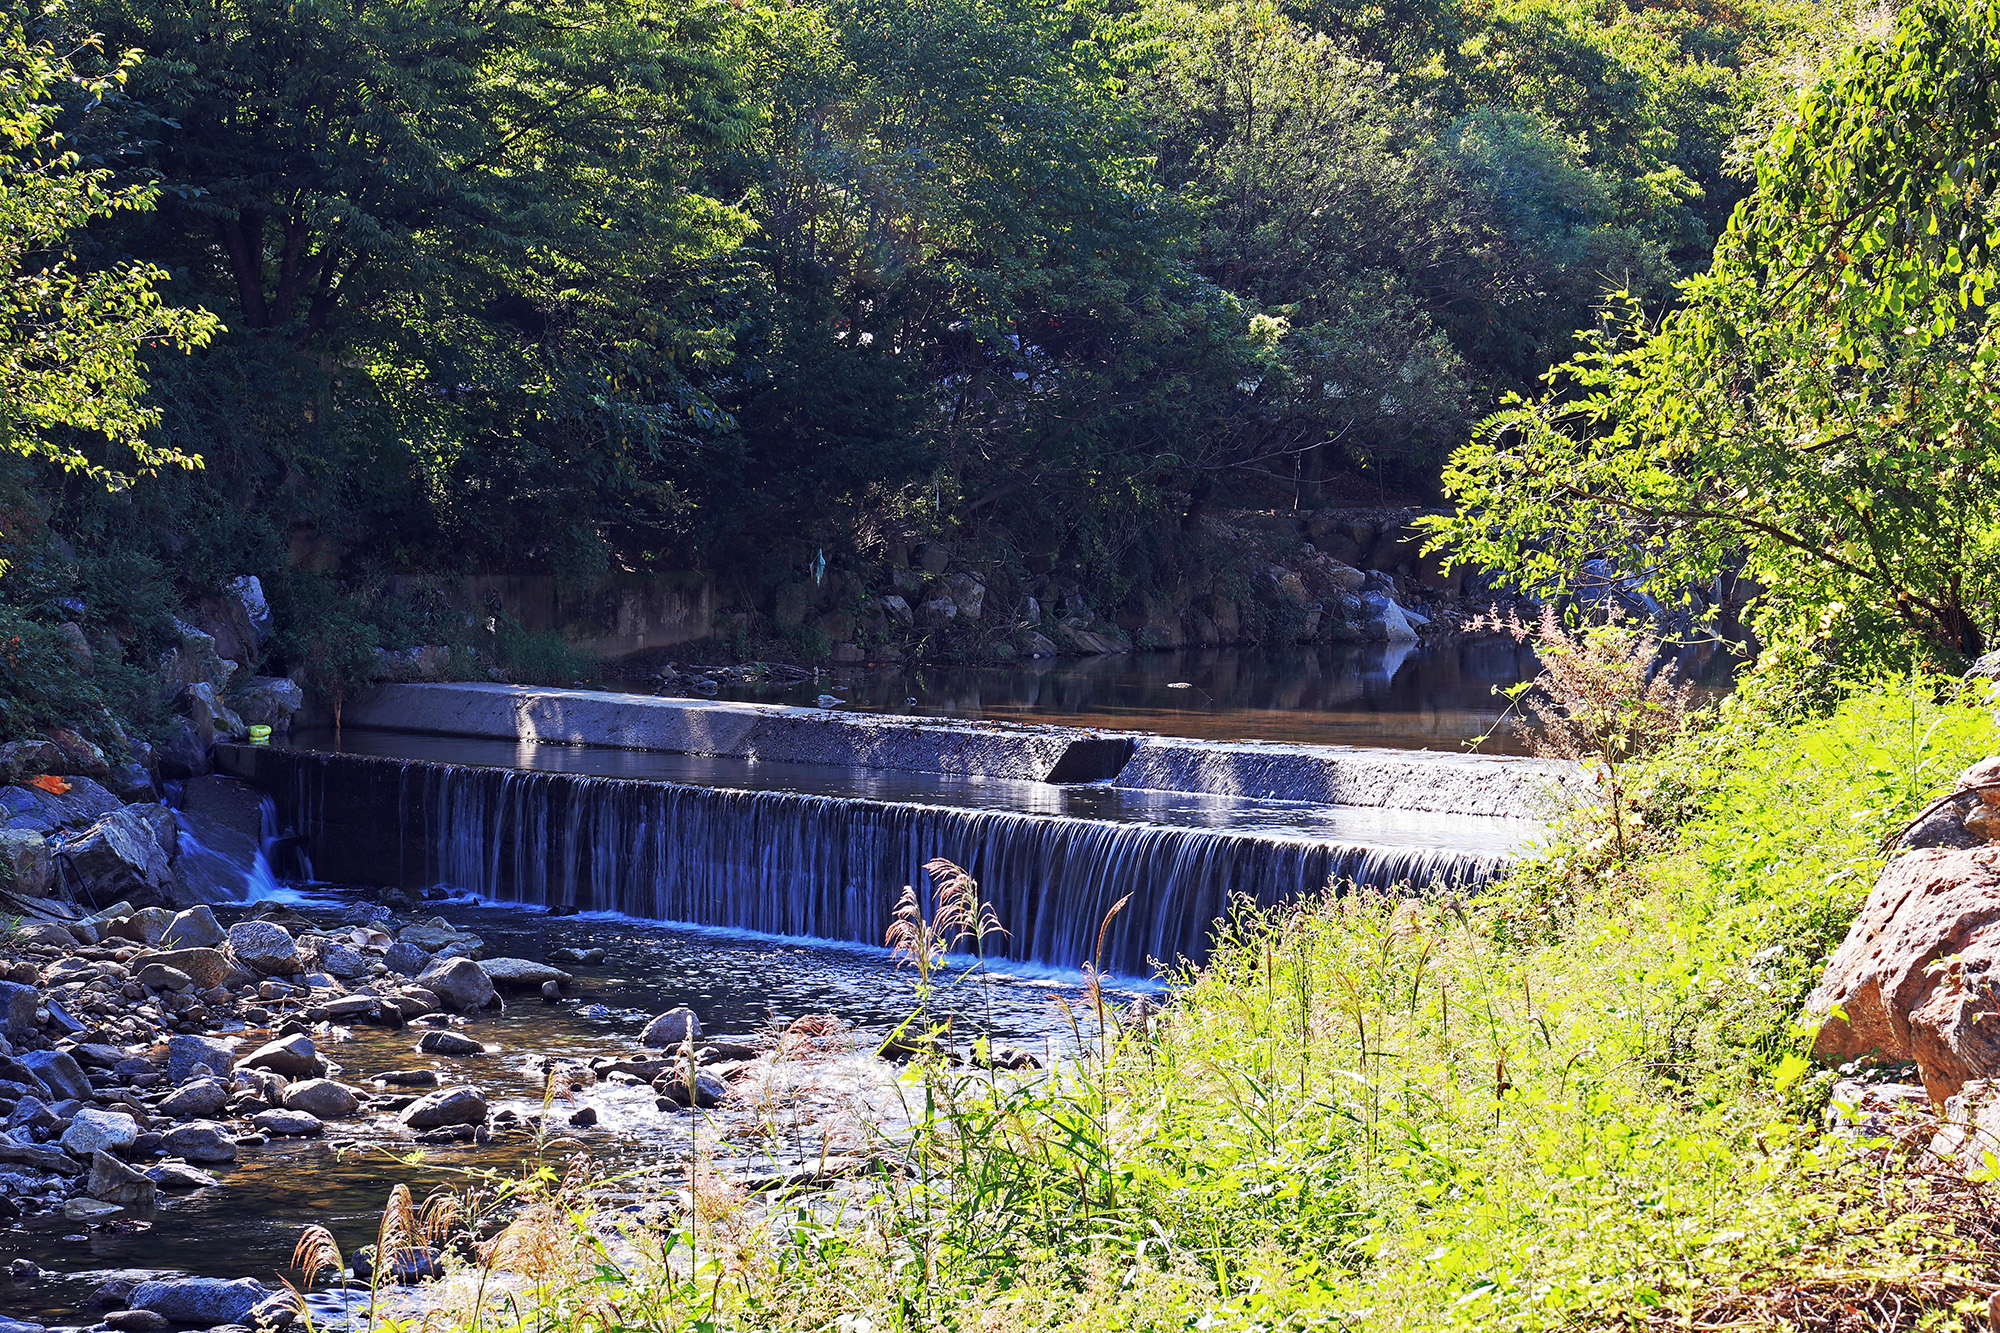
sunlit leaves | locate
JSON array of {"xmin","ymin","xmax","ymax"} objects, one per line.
[
  {"xmin": 0, "ymin": 23, "xmax": 218, "ymax": 488},
  {"xmin": 1424, "ymin": 1, "xmax": 2000, "ymax": 668}
]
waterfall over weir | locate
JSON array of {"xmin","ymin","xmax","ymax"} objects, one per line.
[{"xmin": 219, "ymin": 740, "xmax": 1530, "ymax": 976}]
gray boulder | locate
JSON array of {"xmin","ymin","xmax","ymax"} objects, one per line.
[
  {"xmin": 60, "ymin": 1108, "xmax": 139, "ymax": 1157},
  {"xmin": 165, "ymin": 1034, "xmax": 237, "ymax": 1083},
  {"xmin": 0, "ymin": 1129, "xmax": 80, "ymax": 1175},
  {"xmin": 124, "ymin": 811, "xmax": 180, "ymax": 871},
  {"xmin": 176, "ymin": 680, "xmax": 244, "ymax": 740},
  {"xmin": 0, "ymin": 980, "xmax": 38, "ymax": 1040},
  {"xmin": 227, "ymin": 920, "xmax": 302, "ymax": 976},
  {"xmin": 9, "ymin": 921, "xmax": 76, "ymax": 948},
  {"xmin": 399, "ymin": 1086, "xmax": 487, "ymax": 1129},
  {"xmin": 382, "ymin": 1068, "xmax": 439, "ymax": 1087},
  {"xmin": 479, "ymin": 957, "xmax": 571, "ymax": 988},
  {"xmin": 654, "ymin": 1070, "xmax": 727, "ymax": 1110},
  {"xmin": 281, "ymin": 1079, "xmax": 358, "ymax": 1118},
  {"xmin": 20, "ymin": 1050, "xmax": 91, "ymax": 1101},
  {"xmin": 319, "ymin": 995, "xmax": 380, "ymax": 1021},
  {"xmin": 252, "ymin": 1108, "xmax": 323, "ymax": 1137},
  {"xmin": 55, "ymin": 775, "xmax": 123, "ymax": 821},
  {"xmin": 239, "ymin": 1033, "xmax": 319, "ymax": 1077},
  {"xmin": 88, "ymin": 1149, "xmax": 157, "ymax": 1205},
  {"xmin": 0, "ymin": 738, "xmax": 63, "ymax": 784},
  {"xmin": 0, "ymin": 785, "xmax": 61, "ymax": 835},
  {"xmin": 417, "ymin": 957, "xmax": 495, "ymax": 1012},
  {"xmin": 6, "ymin": 1095, "xmax": 59, "ymax": 1133},
  {"xmin": 162, "ymin": 905, "xmax": 225, "ymax": 949},
  {"xmin": 161, "ymin": 1120, "xmax": 237, "ymax": 1162},
  {"xmin": 398, "ymin": 920, "xmax": 481, "ymax": 951},
  {"xmin": 147, "ymin": 1161, "xmax": 222, "ymax": 1190},
  {"xmin": 0, "ymin": 829, "xmax": 53, "ymax": 898},
  {"xmin": 417, "ymin": 1030, "xmax": 485, "ymax": 1057},
  {"xmin": 65, "ymin": 808, "xmax": 174, "ymax": 909},
  {"xmin": 382, "ymin": 941, "xmax": 430, "ymax": 977},
  {"xmin": 107, "ymin": 902, "xmax": 175, "ymax": 946},
  {"xmin": 235, "ymin": 676, "xmax": 305, "ymax": 730},
  {"xmin": 192, "ymin": 576, "xmax": 270, "ymax": 664},
  {"xmin": 157, "ymin": 620, "xmax": 235, "ymax": 696},
  {"xmin": 129, "ymin": 1276, "xmax": 270, "ymax": 1327},
  {"xmin": 158, "ymin": 1078, "xmax": 230, "ymax": 1119},
  {"xmin": 147, "ymin": 947, "xmax": 232, "ymax": 989},
  {"xmin": 640, "ymin": 1007, "xmax": 702, "ymax": 1050},
  {"xmin": 319, "ymin": 941, "xmax": 369, "ymax": 978},
  {"xmin": 63, "ymin": 1196, "xmax": 122, "ymax": 1221},
  {"xmin": 157, "ymin": 720, "xmax": 210, "ymax": 780},
  {"xmin": 136, "ymin": 963, "xmax": 194, "ymax": 992},
  {"xmin": 1360, "ymin": 592, "xmax": 1421, "ymax": 644}
]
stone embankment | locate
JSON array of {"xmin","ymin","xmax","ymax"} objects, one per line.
[
  {"xmin": 1808, "ymin": 757, "xmax": 2000, "ymax": 1170},
  {"xmin": 0, "ymin": 568, "xmax": 309, "ymax": 886}
]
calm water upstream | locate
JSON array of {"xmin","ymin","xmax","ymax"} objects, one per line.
[
  {"xmin": 676, "ymin": 637, "xmax": 1739, "ymax": 753},
  {"xmin": 692, "ymin": 640, "xmax": 1543, "ymax": 751}
]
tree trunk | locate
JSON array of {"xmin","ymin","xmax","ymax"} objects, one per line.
[{"xmin": 217, "ymin": 213, "xmax": 271, "ymax": 328}]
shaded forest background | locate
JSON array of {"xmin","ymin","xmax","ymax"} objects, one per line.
[{"xmin": 1, "ymin": 0, "xmax": 1833, "ymax": 732}]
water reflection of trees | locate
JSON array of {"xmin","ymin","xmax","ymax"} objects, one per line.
[{"xmin": 774, "ymin": 641, "xmax": 1572, "ymax": 751}]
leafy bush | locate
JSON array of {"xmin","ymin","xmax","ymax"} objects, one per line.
[
  {"xmin": 489, "ymin": 619, "xmax": 601, "ymax": 687},
  {"xmin": 0, "ymin": 603, "xmax": 144, "ymax": 744},
  {"xmin": 1425, "ymin": 1, "xmax": 2000, "ymax": 669}
]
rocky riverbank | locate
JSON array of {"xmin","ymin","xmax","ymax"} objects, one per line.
[{"xmin": 0, "ymin": 866, "xmax": 1081, "ymax": 1333}]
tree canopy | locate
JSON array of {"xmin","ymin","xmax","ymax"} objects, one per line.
[
  {"xmin": 0, "ymin": 19, "xmax": 215, "ymax": 488},
  {"xmin": 1425, "ymin": 0, "xmax": 2000, "ymax": 668},
  {"xmin": 0, "ymin": 0, "xmax": 1816, "ymax": 692}
]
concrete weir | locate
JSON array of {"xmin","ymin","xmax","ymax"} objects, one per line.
[
  {"xmin": 217, "ymin": 683, "xmax": 1562, "ymax": 971},
  {"xmin": 1115, "ymin": 738, "xmax": 1565, "ymax": 818},
  {"xmin": 339, "ymin": 682, "xmax": 1136, "ymax": 784},
  {"xmin": 337, "ymin": 682, "xmax": 1565, "ymax": 816}
]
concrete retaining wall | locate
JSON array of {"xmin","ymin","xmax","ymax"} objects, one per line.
[{"xmin": 387, "ymin": 572, "xmax": 712, "ymax": 657}]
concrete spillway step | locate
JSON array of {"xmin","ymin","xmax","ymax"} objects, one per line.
[
  {"xmin": 216, "ymin": 729, "xmax": 1547, "ymax": 975},
  {"xmin": 339, "ymin": 682, "xmax": 1136, "ymax": 783}
]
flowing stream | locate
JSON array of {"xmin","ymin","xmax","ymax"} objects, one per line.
[{"xmin": 3, "ymin": 642, "xmax": 1579, "ymax": 1324}]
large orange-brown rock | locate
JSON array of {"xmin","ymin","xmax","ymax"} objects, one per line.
[{"xmin": 1811, "ymin": 846, "xmax": 2000, "ymax": 1102}]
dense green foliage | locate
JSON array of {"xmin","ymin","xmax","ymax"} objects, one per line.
[
  {"xmin": 0, "ymin": 0, "xmax": 1807, "ymax": 704},
  {"xmin": 1428, "ymin": 0, "xmax": 2000, "ymax": 669},
  {"xmin": 0, "ymin": 21, "xmax": 215, "ymax": 491}
]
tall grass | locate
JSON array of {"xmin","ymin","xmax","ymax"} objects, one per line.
[{"xmin": 306, "ymin": 675, "xmax": 2000, "ymax": 1332}]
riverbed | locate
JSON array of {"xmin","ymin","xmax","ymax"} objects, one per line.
[
  {"xmin": 1, "ymin": 640, "xmax": 1620, "ymax": 1326},
  {"xmin": 4, "ymin": 892, "xmax": 1123, "ymax": 1324}
]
